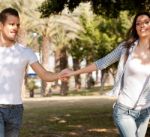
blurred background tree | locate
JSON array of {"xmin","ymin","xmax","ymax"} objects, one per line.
[
  {"xmin": 38, "ymin": 0, "xmax": 150, "ymax": 18},
  {"xmin": 0, "ymin": 0, "xmax": 147, "ymax": 96}
]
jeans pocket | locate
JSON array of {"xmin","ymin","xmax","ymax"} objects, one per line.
[
  {"xmin": 10, "ymin": 105, "xmax": 24, "ymax": 127},
  {"xmin": 113, "ymin": 105, "xmax": 128, "ymax": 117}
]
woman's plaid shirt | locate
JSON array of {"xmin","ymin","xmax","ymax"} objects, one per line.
[
  {"xmin": 95, "ymin": 40, "xmax": 150, "ymax": 109},
  {"xmin": 95, "ymin": 42, "xmax": 127, "ymax": 97}
]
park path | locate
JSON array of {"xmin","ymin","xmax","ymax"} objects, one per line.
[{"xmin": 23, "ymin": 95, "xmax": 116, "ymax": 109}]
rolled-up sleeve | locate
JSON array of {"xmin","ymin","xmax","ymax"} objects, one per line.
[{"xmin": 95, "ymin": 43, "xmax": 125, "ymax": 70}]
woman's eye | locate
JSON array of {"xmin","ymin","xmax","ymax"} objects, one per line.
[{"xmin": 136, "ymin": 20, "xmax": 150, "ymax": 26}]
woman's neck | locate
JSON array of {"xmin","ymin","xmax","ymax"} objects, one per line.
[{"xmin": 138, "ymin": 37, "xmax": 150, "ymax": 49}]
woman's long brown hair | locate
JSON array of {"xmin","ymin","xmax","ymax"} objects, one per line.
[{"xmin": 124, "ymin": 12, "xmax": 150, "ymax": 56}]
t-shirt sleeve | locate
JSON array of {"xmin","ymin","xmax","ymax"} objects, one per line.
[{"xmin": 26, "ymin": 48, "xmax": 38, "ymax": 65}]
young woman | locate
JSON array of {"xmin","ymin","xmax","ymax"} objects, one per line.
[{"xmin": 61, "ymin": 12, "xmax": 150, "ymax": 137}]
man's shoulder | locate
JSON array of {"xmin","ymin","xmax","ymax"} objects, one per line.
[
  {"xmin": 15, "ymin": 43, "xmax": 33, "ymax": 52},
  {"xmin": 16, "ymin": 43, "xmax": 28, "ymax": 49}
]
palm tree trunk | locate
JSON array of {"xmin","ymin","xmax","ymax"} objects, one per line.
[
  {"xmin": 41, "ymin": 36, "xmax": 50, "ymax": 96},
  {"xmin": 54, "ymin": 50, "xmax": 61, "ymax": 86},
  {"xmin": 60, "ymin": 47, "xmax": 68, "ymax": 95}
]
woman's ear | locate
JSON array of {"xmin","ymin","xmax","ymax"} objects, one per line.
[{"xmin": 0, "ymin": 22, "xmax": 3, "ymax": 31}]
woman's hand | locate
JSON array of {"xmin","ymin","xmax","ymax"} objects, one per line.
[{"xmin": 59, "ymin": 68, "xmax": 74, "ymax": 81}]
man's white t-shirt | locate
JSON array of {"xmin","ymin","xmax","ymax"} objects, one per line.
[{"xmin": 0, "ymin": 43, "xmax": 38, "ymax": 104}]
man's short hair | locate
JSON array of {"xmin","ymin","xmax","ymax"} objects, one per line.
[{"xmin": 0, "ymin": 7, "xmax": 19, "ymax": 23}]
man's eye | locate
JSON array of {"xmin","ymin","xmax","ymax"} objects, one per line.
[{"xmin": 9, "ymin": 23, "xmax": 14, "ymax": 26}]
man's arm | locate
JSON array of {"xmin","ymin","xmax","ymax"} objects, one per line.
[
  {"xmin": 60, "ymin": 63, "xmax": 97, "ymax": 78},
  {"xmin": 30, "ymin": 62, "xmax": 60, "ymax": 82}
]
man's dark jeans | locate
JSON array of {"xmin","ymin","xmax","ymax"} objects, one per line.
[{"xmin": 0, "ymin": 104, "xmax": 23, "ymax": 137}]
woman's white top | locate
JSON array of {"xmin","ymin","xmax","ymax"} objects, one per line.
[
  {"xmin": 95, "ymin": 40, "xmax": 150, "ymax": 110},
  {"xmin": 117, "ymin": 53, "xmax": 150, "ymax": 109}
]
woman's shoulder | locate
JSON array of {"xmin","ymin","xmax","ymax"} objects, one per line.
[
  {"xmin": 118, "ymin": 41, "xmax": 126, "ymax": 48},
  {"xmin": 115, "ymin": 41, "xmax": 127, "ymax": 52}
]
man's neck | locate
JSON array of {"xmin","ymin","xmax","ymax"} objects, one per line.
[{"xmin": 0, "ymin": 39, "xmax": 16, "ymax": 47}]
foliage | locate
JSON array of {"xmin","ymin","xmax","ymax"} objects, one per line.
[
  {"xmin": 68, "ymin": 5, "xmax": 101, "ymax": 63},
  {"xmin": 26, "ymin": 79, "xmax": 38, "ymax": 91},
  {"xmin": 38, "ymin": 0, "xmax": 150, "ymax": 18},
  {"xmin": 95, "ymin": 11, "xmax": 132, "ymax": 60},
  {"xmin": 69, "ymin": 5, "xmax": 132, "ymax": 67}
]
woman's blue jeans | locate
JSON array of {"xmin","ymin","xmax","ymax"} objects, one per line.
[
  {"xmin": 0, "ymin": 104, "xmax": 23, "ymax": 137},
  {"xmin": 113, "ymin": 103, "xmax": 150, "ymax": 137}
]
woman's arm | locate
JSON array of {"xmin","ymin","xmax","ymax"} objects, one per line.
[
  {"xmin": 95, "ymin": 42, "xmax": 124, "ymax": 70},
  {"xmin": 60, "ymin": 43, "xmax": 124, "ymax": 78},
  {"xmin": 62, "ymin": 63, "xmax": 97, "ymax": 77}
]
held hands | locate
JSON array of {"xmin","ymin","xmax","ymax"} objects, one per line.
[{"xmin": 58, "ymin": 68, "xmax": 74, "ymax": 82}]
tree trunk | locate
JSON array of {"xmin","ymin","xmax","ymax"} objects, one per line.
[
  {"xmin": 60, "ymin": 47, "xmax": 68, "ymax": 95},
  {"xmin": 86, "ymin": 59, "xmax": 94, "ymax": 89},
  {"xmin": 86, "ymin": 73, "xmax": 95, "ymax": 89},
  {"xmin": 29, "ymin": 90, "xmax": 34, "ymax": 97},
  {"xmin": 72, "ymin": 58, "xmax": 81, "ymax": 90},
  {"xmin": 41, "ymin": 36, "xmax": 50, "ymax": 96},
  {"xmin": 100, "ymin": 69, "xmax": 109, "ymax": 92},
  {"xmin": 95, "ymin": 70, "xmax": 99, "ymax": 84},
  {"xmin": 54, "ymin": 50, "xmax": 61, "ymax": 86}
]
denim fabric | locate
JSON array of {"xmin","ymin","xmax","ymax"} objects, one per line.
[
  {"xmin": 113, "ymin": 103, "xmax": 150, "ymax": 137},
  {"xmin": 0, "ymin": 105, "xmax": 23, "ymax": 137}
]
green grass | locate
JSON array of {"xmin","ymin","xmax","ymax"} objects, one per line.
[
  {"xmin": 31, "ymin": 86, "xmax": 113, "ymax": 97},
  {"xmin": 21, "ymin": 99, "xmax": 118, "ymax": 137},
  {"xmin": 21, "ymin": 86, "xmax": 150, "ymax": 137},
  {"xmin": 67, "ymin": 86, "xmax": 112, "ymax": 96}
]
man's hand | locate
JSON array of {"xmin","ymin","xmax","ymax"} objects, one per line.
[{"xmin": 59, "ymin": 68, "xmax": 74, "ymax": 81}]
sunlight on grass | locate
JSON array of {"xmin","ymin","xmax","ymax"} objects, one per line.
[
  {"xmin": 67, "ymin": 86, "xmax": 113, "ymax": 96},
  {"xmin": 21, "ymin": 87, "xmax": 150, "ymax": 137},
  {"xmin": 88, "ymin": 128, "xmax": 118, "ymax": 133},
  {"xmin": 68, "ymin": 125, "xmax": 83, "ymax": 128},
  {"xmin": 21, "ymin": 96, "xmax": 117, "ymax": 137}
]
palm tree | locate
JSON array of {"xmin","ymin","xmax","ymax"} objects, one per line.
[
  {"xmin": 51, "ymin": 13, "xmax": 82, "ymax": 95},
  {"xmin": 7, "ymin": 0, "xmax": 50, "ymax": 96},
  {"xmin": 4, "ymin": 0, "xmax": 82, "ymax": 96}
]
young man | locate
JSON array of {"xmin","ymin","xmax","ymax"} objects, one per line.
[{"xmin": 0, "ymin": 7, "xmax": 61, "ymax": 137}]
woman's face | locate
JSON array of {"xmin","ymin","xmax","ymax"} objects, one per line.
[{"xmin": 136, "ymin": 15, "xmax": 150, "ymax": 39}]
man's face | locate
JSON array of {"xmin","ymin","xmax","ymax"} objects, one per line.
[{"xmin": 0, "ymin": 14, "xmax": 20, "ymax": 42}]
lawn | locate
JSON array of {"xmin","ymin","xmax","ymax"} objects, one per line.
[{"xmin": 21, "ymin": 87, "xmax": 150, "ymax": 137}]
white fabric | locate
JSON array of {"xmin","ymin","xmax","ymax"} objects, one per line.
[
  {"xmin": 95, "ymin": 40, "xmax": 150, "ymax": 110},
  {"xmin": 118, "ymin": 53, "xmax": 150, "ymax": 108},
  {"xmin": 0, "ymin": 43, "xmax": 38, "ymax": 104}
]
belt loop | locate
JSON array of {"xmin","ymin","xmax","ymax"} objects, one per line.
[
  {"xmin": 113, "ymin": 102, "xmax": 116, "ymax": 108},
  {"xmin": 146, "ymin": 108, "xmax": 149, "ymax": 114},
  {"xmin": 128, "ymin": 109, "xmax": 130, "ymax": 114}
]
